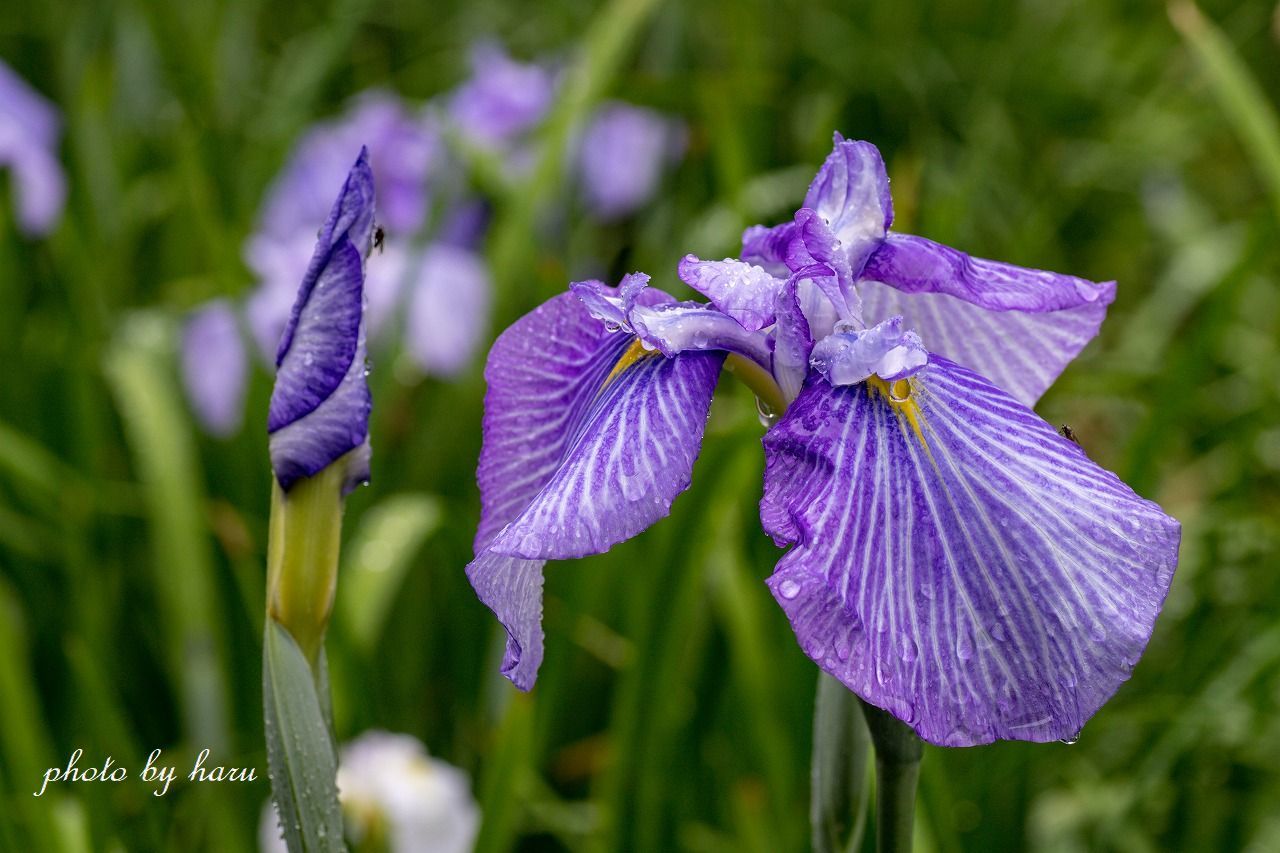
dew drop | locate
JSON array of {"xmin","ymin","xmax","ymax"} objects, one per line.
[
  {"xmin": 756, "ymin": 396, "xmax": 778, "ymax": 428},
  {"xmin": 778, "ymin": 579, "xmax": 801, "ymax": 600},
  {"xmin": 1058, "ymin": 732, "xmax": 1080, "ymax": 745},
  {"xmin": 834, "ymin": 638, "xmax": 852, "ymax": 661},
  {"xmin": 900, "ymin": 638, "xmax": 919, "ymax": 662}
]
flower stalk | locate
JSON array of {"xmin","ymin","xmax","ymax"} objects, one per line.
[
  {"xmin": 266, "ymin": 460, "xmax": 349, "ymax": 670},
  {"xmin": 860, "ymin": 700, "xmax": 924, "ymax": 853}
]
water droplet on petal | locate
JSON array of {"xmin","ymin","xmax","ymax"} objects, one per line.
[{"xmin": 778, "ymin": 579, "xmax": 800, "ymax": 600}]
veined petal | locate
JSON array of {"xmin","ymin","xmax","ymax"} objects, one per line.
[
  {"xmin": 810, "ymin": 315, "xmax": 928, "ymax": 386},
  {"xmin": 741, "ymin": 222, "xmax": 796, "ymax": 276},
  {"xmin": 486, "ymin": 346, "xmax": 723, "ymax": 560},
  {"xmin": 629, "ymin": 300, "xmax": 773, "ymax": 367},
  {"xmin": 470, "ymin": 288, "xmax": 723, "ymax": 689},
  {"xmin": 267, "ymin": 150, "xmax": 375, "ymax": 491},
  {"xmin": 569, "ymin": 272, "xmax": 651, "ymax": 332},
  {"xmin": 678, "ymin": 255, "xmax": 781, "ymax": 331},
  {"xmin": 466, "ymin": 552, "xmax": 547, "ymax": 690},
  {"xmin": 760, "ymin": 356, "xmax": 1179, "ymax": 746},
  {"xmin": 860, "ymin": 233, "xmax": 1116, "ymax": 405},
  {"xmin": 802, "ymin": 135, "xmax": 892, "ymax": 268},
  {"xmin": 771, "ymin": 276, "xmax": 813, "ymax": 404},
  {"xmin": 789, "ymin": 209, "xmax": 862, "ymax": 324}
]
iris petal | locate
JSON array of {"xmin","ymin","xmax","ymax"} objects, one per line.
[
  {"xmin": 760, "ymin": 356, "xmax": 1179, "ymax": 746},
  {"xmin": 469, "ymin": 288, "xmax": 723, "ymax": 689},
  {"xmin": 678, "ymin": 255, "xmax": 781, "ymax": 331},
  {"xmin": 861, "ymin": 233, "xmax": 1116, "ymax": 405}
]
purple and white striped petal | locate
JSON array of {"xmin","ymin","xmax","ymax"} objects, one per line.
[
  {"xmin": 860, "ymin": 233, "xmax": 1116, "ymax": 405},
  {"xmin": 268, "ymin": 150, "xmax": 375, "ymax": 491},
  {"xmin": 485, "ymin": 346, "xmax": 722, "ymax": 560},
  {"xmin": 181, "ymin": 300, "xmax": 248, "ymax": 438},
  {"xmin": 678, "ymin": 255, "xmax": 781, "ymax": 331},
  {"xmin": 469, "ymin": 288, "xmax": 723, "ymax": 689},
  {"xmin": 809, "ymin": 315, "xmax": 928, "ymax": 387},
  {"xmin": 760, "ymin": 356, "xmax": 1179, "ymax": 746}
]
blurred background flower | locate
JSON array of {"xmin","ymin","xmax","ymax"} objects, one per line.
[
  {"xmin": 0, "ymin": 59, "xmax": 66, "ymax": 236},
  {"xmin": 259, "ymin": 731, "xmax": 479, "ymax": 853}
]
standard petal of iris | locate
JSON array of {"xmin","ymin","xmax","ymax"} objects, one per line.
[
  {"xmin": 802, "ymin": 135, "xmax": 893, "ymax": 271},
  {"xmin": 760, "ymin": 356, "xmax": 1179, "ymax": 746},
  {"xmin": 678, "ymin": 255, "xmax": 781, "ymax": 331},
  {"xmin": 860, "ymin": 232, "xmax": 1116, "ymax": 406}
]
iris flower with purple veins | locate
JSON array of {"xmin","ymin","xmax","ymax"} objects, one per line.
[
  {"xmin": 467, "ymin": 135, "xmax": 1180, "ymax": 747},
  {"xmin": 0, "ymin": 59, "xmax": 66, "ymax": 236},
  {"xmin": 267, "ymin": 148, "xmax": 375, "ymax": 493}
]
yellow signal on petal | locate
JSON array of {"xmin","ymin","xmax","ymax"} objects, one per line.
[
  {"xmin": 867, "ymin": 375, "xmax": 928, "ymax": 449},
  {"xmin": 603, "ymin": 338, "xmax": 659, "ymax": 389}
]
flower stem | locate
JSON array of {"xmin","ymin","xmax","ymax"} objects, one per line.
[
  {"xmin": 725, "ymin": 354, "xmax": 788, "ymax": 417},
  {"xmin": 811, "ymin": 674, "xmax": 871, "ymax": 853},
  {"xmin": 266, "ymin": 461, "xmax": 349, "ymax": 670},
  {"xmin": 859, "ymin": 700, "xmax": 923, "ymax": 853}
]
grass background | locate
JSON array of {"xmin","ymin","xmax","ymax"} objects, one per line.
[{"xmin": 1, "ymin": 0, "xmax": 1279, "ymax": 850}]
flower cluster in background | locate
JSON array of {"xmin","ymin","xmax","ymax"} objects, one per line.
[
  {"xmin": 179, "ymin": 42, "xmax": 685, "ymax": 438},
  {"xmin": 259, "ymin": 731, "xmax": 480, "ymax": 853}
]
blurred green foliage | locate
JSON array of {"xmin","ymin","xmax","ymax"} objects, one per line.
[{"xmin": 1, "ymin": 0, "xmax": 1279, "ymax": 850}]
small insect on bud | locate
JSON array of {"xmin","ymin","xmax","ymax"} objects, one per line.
[
  {"xmin": 373, "ymin": 225, "xmax": 385, "ymax": 254},
  {"xmin": 1058, "ymin": 424, "xmax": 1081, "ymax": 445}
]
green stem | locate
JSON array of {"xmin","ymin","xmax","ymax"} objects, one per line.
[
  {"xmin": 811, "ymin": 675, "xmax": 871, "ymax": 853},
  {"xmin": 860, "ymin": 701, "xmax": 923, "ymax": 853},
  {"xmin": 725, "ymin": 354, "xmax": 788, "ymax": 416},
  {"xmin": 266, "ymin": 462, "xmax": 348, "ymax": 670}
]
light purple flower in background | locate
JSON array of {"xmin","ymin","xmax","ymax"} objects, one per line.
[
  {"xmin": 405, "ymin": 244, "xmax": 492, "ymax": 377},
  {"xmin": 245, "ymin": 92, "xmax": 440, "ymax": 362},
  {"xmin": 467, "ymin": 135, "xmax": 1180, "ymax": 747},
  {"xmin": 181, "ymin": 300, "xmax": 248, "ymax": 438},
  {"xmin": 260, "ymin": 731, "xmax": 479, "ymax": 853},
  {"xmin": 577, "ymin": 102, "xmax": 684, "ymax": 221},
  {"xmin": 447, "ymin": 41, "xmax": 556, "ymax": 146},
  {"xmin": 267, "ymin": 149, "xmax": 375, "ymax": 492},
  {"xmin": 0, "ymin": 59, "xmax": 66, "ymax": 236}
]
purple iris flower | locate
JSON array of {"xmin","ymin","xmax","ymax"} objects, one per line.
[
  {"xmin": 467, "ymin": 135, "xmax": 1180, "ymax": 747},
  {"xmin": 446, "ymin": 41, "xmax": 556, "ymax": 147},
  {"xmin": 0, "ymin": 59, "xmax": 66, "ymax": 236},
  {"xmin": 577, "ymin": 102, "xmax": 684, "ymax": 221},
  {"xmin": 181, "ymin": 299, "xmax": 248, "ymax": 438},
  {"xmin": 267, "ymin": 149, "xmax": 375, "ymax": 493}
]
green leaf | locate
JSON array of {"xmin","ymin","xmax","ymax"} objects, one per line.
[
  {"xmin": 263, "ymin": 619, "xmax": 346, "ymax": 853},
  {"xmin": 1169, "ymin": 0, "xmax": 1280, "ymax": 219},
  {"xmin": 811, "ymin": 674, "xmax": 871, "ymax": 853},
  {"xmin": 338, "ymin": 493, "xmax": 441, "ymax": 654},
  {"xmin": 102, "ymin": 312, "xmax": 229, "ymax": 751}
]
